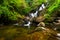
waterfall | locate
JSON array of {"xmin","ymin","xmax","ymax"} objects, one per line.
[
  {"xmin": 24, "ymin": 3, "xmax": 46, "ymax": 29},
  {"xmin": 42, "ymin": 4, "xmax": 45, "ymax": 9},
  {"xmin": 34, "ymin": 10, "xmax": 38, "ymax": 17},
  {"xmin": 29, "ymin": 11, "xmax": 38, "ymax": 18},
  {"xmin": 24, "ymin": 10, "xmax": 38, "ymax": 28},
  {"xmin": 39, "ymin": 6, "xmax": 42, "ymax": 11},
  {"xmin": 39, "ymin": 4, "xmax": 46, "ymax": 11},
  {"xmin": 24, "ymin": 21, "xmax": 31, "ymax": 29},
  {"xmin": 29, "ymin": 3, "xmax": 46, "ymax": 18},
  {"xmin": 30, "ymin": 13, "xmax": 35, "ymax": 18}
]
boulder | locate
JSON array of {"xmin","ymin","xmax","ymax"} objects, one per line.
[{"xmin": 36, "ymin": 16, "xmax": 45, "ymax": 22}]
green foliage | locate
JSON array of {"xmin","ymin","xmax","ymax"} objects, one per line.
[
  {"xmin": 0, "ymin": 0, "xmax": 45, "ymax": 23},
  {"xmin": 0, "ymin": 5, "xmax": 18, "ymax": 20},
  {"xmin": 8, "ymin": 0, "xmax": 31, "ymax": 15},
  {"xmin": 1, "ymin": 0, "xmax": 60, "ymax": 23},
  {"xmin": 44, "ymin": 0, "xmax": 60, "ymax": 20}
]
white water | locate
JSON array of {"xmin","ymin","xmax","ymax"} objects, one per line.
[
  {"xmin": 34, "ymin": 10, "xmax": 38, "ymax": 17},
  {"xmin": 24, "ymin": 10, "xmax": 38, "ymax": 28},
  {"xmin": 30, "ymin": 3, "xmax": 46, "ymax": 18},
  {"xmin": 39, "ymin": 7, "xmax": 43, "ymax": 11},
  {"xmin": 39, "ymin": 4, "xmax": 46, "ymax": 11},
  {"xmin": 42, "ymin": 4, "xmax": 45, "ymax": 9},
  {"xmin": 24, "ymin": 3, "xmax": 46, "ymax": 29},
  {"xmin": 30, "ymin": 13, "xmax": 35, "ymax": 18},
  {"xmin": 29, "ymin": 10, "xmax": 38, "ymax": 18},
  {"xmin": 24, "ymin": 21, "xmax": 31, "ymax": 29}
]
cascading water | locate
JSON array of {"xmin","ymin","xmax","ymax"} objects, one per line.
[
  {"xmin": 13, "ymin": 4, "xmax": 46, "ymax": 28},
  {"xmin": 24, "ymin": 21, "xmax": 31, "ymax": 29},
  {"xmin": 39, "ymin": 4, "xmax": 46, "ymax": 11},
  {"xmin": 24, "ymin": 3, "xmax": 46, "ymax": 29},
  {"xmin": 34, "ymin": 10, "xmax": 38, "ymax": 17}
]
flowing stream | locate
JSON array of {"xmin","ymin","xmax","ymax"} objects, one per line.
[{"xmin": 23, "ymin": 3, "xmax": 46, "ymax": 29}]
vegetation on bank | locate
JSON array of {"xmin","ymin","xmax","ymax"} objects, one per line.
[
  {"xmin": 0, "ymin": 0, "xmax": 48, "ymax": 23},
  {"xmin": 0, "ymin": 0, "xmax": 60, "ymax": 24},
  {"xmin": 0, "ymin": 0, "xmax": 60, "ymax": 40}
]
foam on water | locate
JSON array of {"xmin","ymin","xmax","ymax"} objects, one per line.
[
  {"xmin": 39, "ymin": 4, "xmax": 45, "ymax": 11},
  {"xmin": 30, "ymin": 13, "xmax": 35, "ymax": 18},
  {"xmin": 39, "ymin": 7, "xmax": 43, "ymax": 11},
  {"xmin": 24, "ymin": 3, "xmax": 46, "ymax": 28},
  {"xmin": 42, "ymin": 4, "xmax": 45, "ymax": 9},
  {"xmin": 24, "ymin": 21, "xmax": 31, "ymax": 28},
  {"xmin": 34, "ymin": 10, "xmax": 38, "ymax": 17}
]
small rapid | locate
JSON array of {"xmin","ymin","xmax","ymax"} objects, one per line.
[{"xmin": 23, "ymin": 3, "xmax": 46, "ymax": 29}]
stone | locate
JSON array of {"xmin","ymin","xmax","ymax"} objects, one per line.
[
  {"xmin": 36, "ymin": 16, "xmax": 45, "ymax": 22},
  {"xmin": 37, "ymin": 22, "xmax": 45, "ymax": 27}
]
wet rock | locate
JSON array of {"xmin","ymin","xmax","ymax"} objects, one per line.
[
  {"xmin": 26, "ymin": 28, "xmax": 58, "ymax": 40},
  {"xmin": 37, "ymin": 22, "xmax": 45, "ymax": 27},
  {"xmin": 36, "ymin": 16, "xmax": 45, "ymax": 22}
]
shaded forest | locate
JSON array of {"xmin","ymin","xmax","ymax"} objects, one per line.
[{"xmin": 0, "ymin": 0, "xmax": 60, "ymax": 40}]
